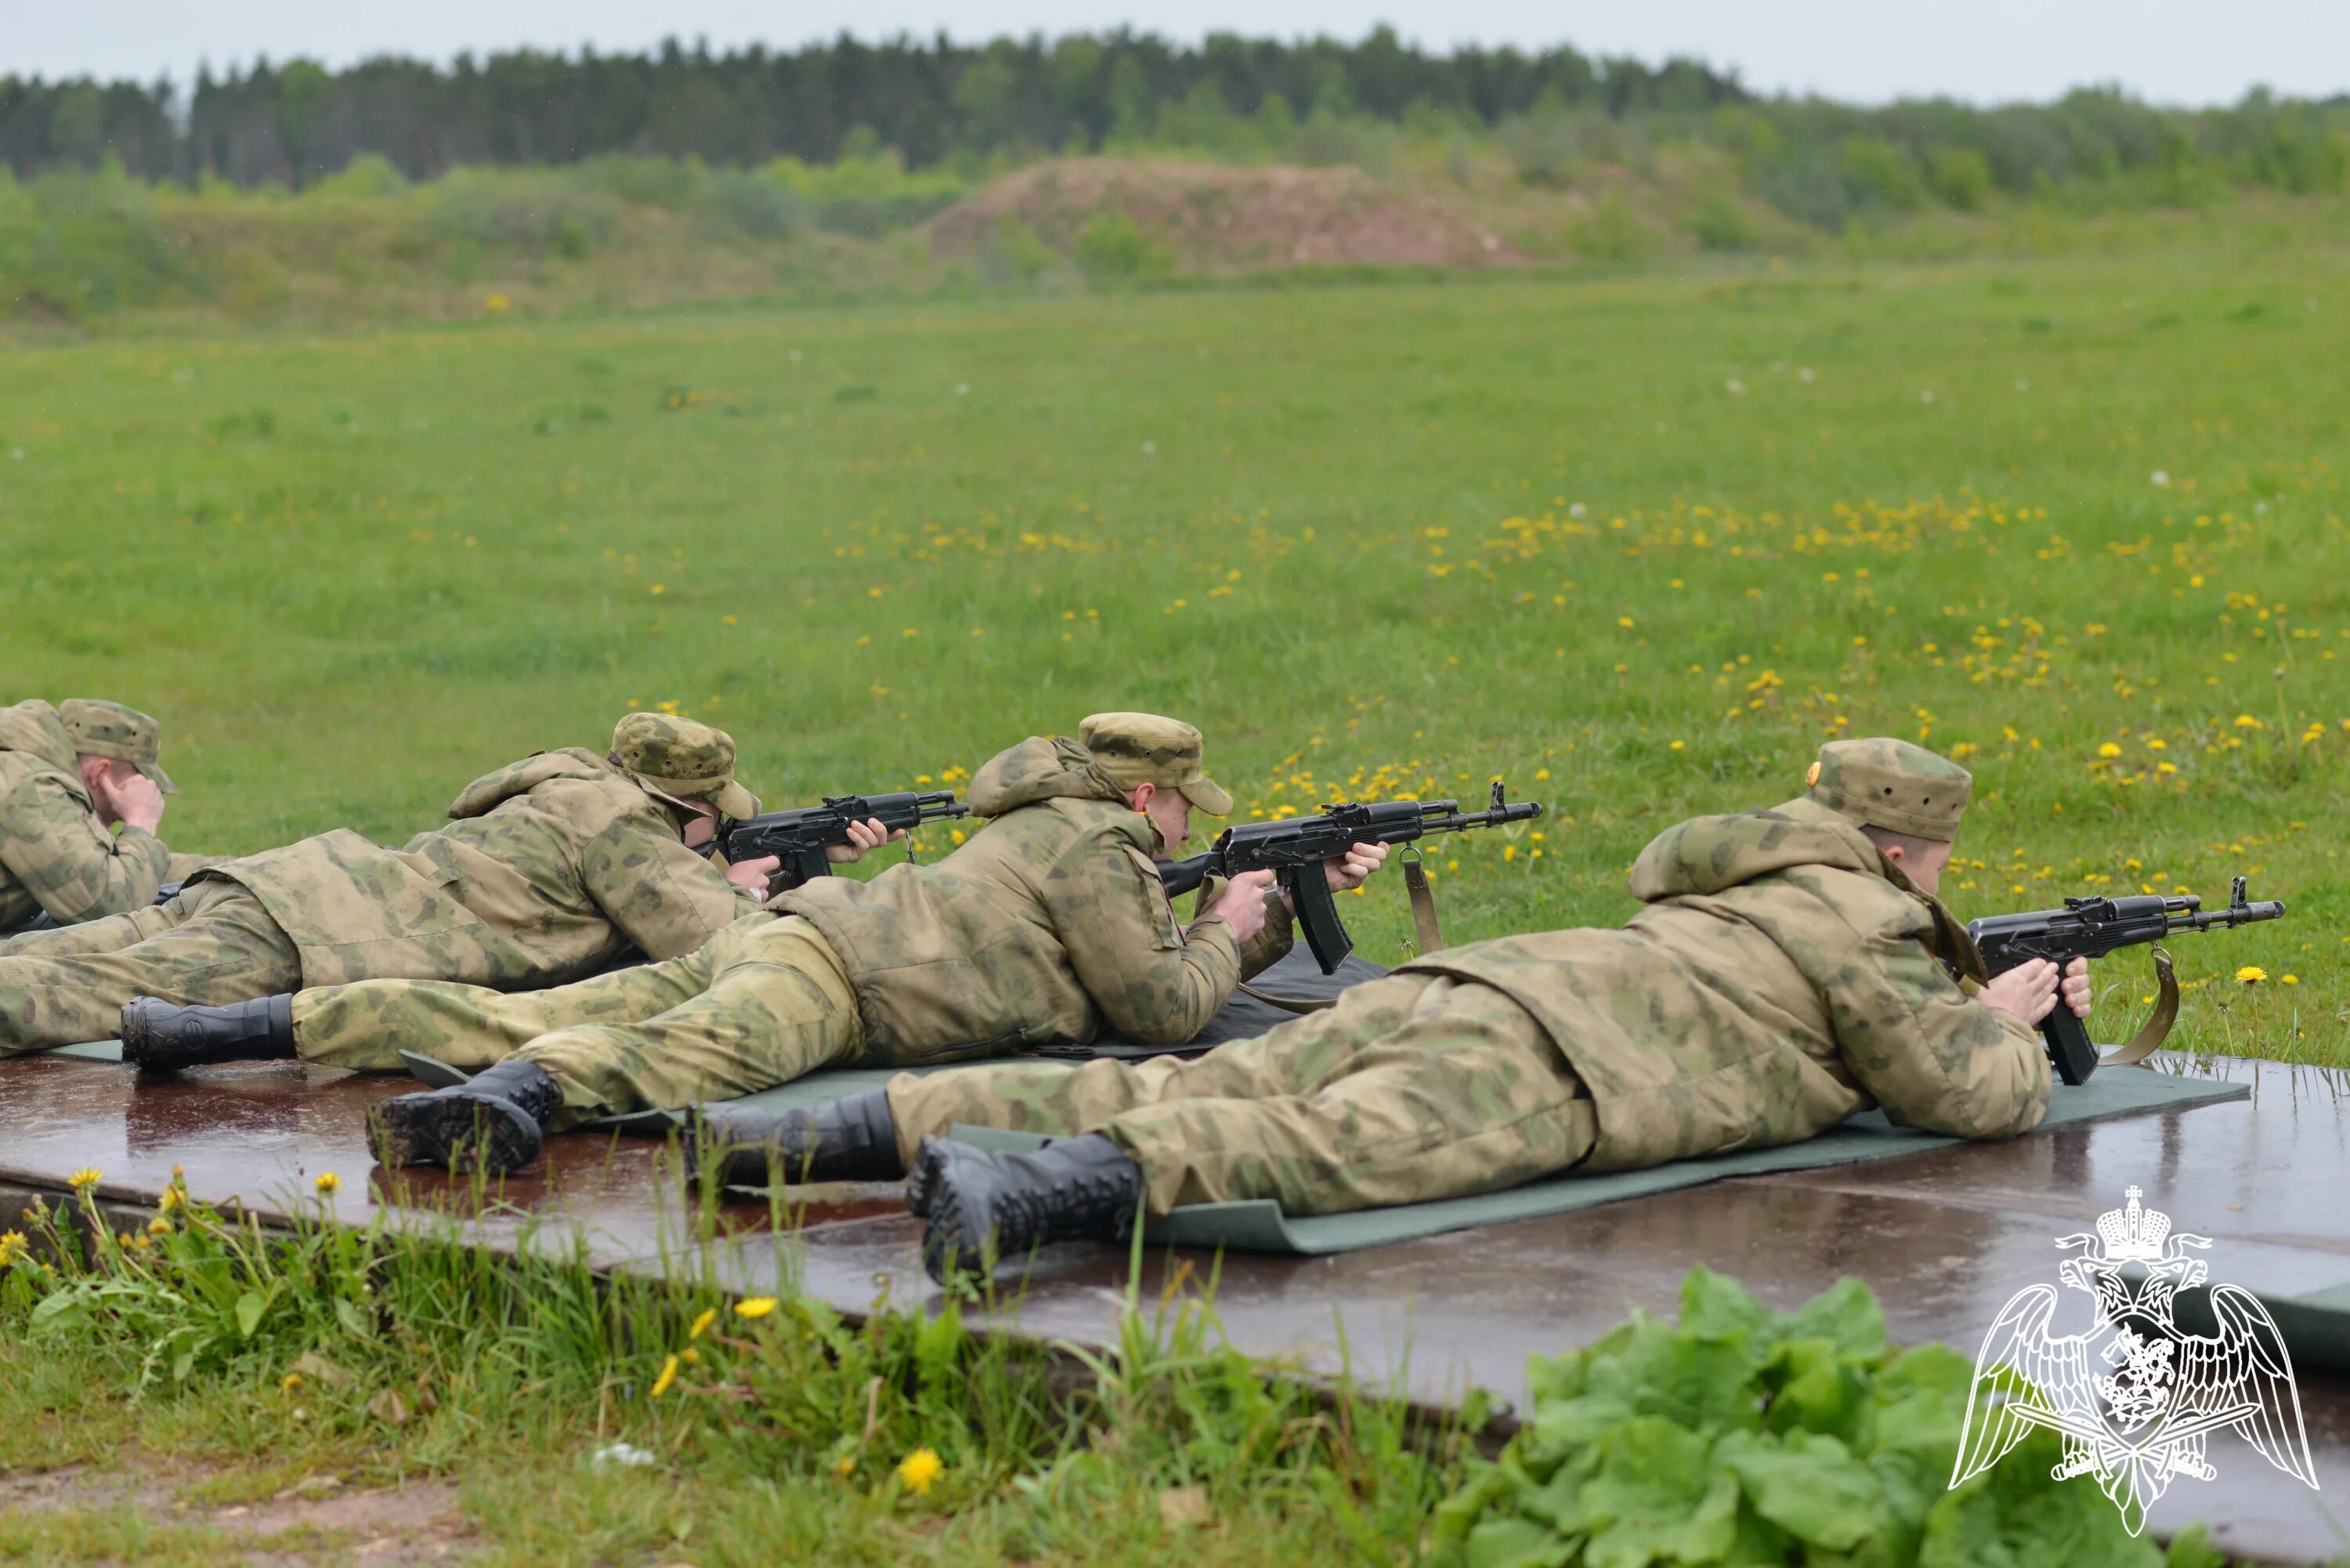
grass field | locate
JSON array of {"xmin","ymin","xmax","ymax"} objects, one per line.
[
  {"xmin": 6, "ymin": 234, "xmax": 2342, "ymax": 1057},
  {"xmin": 5, "ymin": 233, "xmax": 2341, "ymax": 1564}
]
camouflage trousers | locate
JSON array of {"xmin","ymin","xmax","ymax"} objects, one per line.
[
  {"xmin": 0, "ymin": 881, "xmax": 302, "ymax": 1055},
  {"xmin": 887, "ymin": 972, "xmax": 1597, "ymax": 1218},
  {"xmin": 291, "ymin": 916, "xmax": 864, "ymax": 1127}
]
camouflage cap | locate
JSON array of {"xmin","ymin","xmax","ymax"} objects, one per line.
[
  {"xmin": 609, "ymin": 712, "xmax": 759, "ymax": 821},
  {"xmin": 1803, "ymin": 736, "xmax": 1972, "ymax": 842},
  {"xmin": 58, "ymin": 699, "xmax": 176, "ymax": 794},
  {"xmin": 1078, "ymin": 711, "xmax": 1233, "ymax": 818}
]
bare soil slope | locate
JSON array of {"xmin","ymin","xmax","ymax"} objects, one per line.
[{"xmin": 927, "ymin": 158, "xmax": 1520, "ymax": 270}]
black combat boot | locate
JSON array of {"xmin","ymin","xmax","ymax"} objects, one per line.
[
  {"xmin": 120, "ymin": 993, "xmax": 297, "ymax": 1071},
  {"xmin": 364, "ymin": 1059, "xmax": 565, "ymax": 1175},
  {"xmin": 911, "ymin": 1133, "xmax": 1145, "ymax": 1284},
  {"xmin": 681, "ymin": 1090, "xmax": 904, "ymax": 1187}
]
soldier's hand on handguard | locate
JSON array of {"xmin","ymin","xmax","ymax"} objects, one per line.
[
  {"xmin": 1322, "ymin": 840, "xmax": 1389, "ymax": 894},
  {"xmin": 1979, "ymin": 956, "xmax": 2092, "ymax": 1025},
  {"xmin": 725, "ymin": 854, "xmax": 783, "ymax": 897},
  {"xmin": 826, "ymin": 817, "xmax": 905, "ymax": 865},
  {"xmin": 92, "ymin": 762, "xmax": 166, "ymax": 835},
  {"xmin": 1205, "ymin": 869, "xmax": 1278, "ymax": 945}
]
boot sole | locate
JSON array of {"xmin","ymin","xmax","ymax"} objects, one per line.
[
  {"xmin": 916, "ymin": 1140, "xmax": 997, "ymax": 1284},
  {"xmin": 367, "ymin": 1096, "xmax": 540, "ymax": 1174}
]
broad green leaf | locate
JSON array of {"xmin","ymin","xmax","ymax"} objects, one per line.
[
  {"xmin": 1716, "ymin": 1428, "xmax": 1883, "ymax": 1551},
  {"xmin": 1783, "ymin": 1276, "xmax": 1887, "ymax": 1362},
  {"xmin": 1679, "ymin": 1266, "xmax": 1776, "ymax": 1344},
  {"xmin": 1764, "ymin": 1336, "xmax": 1873, "ymax": 1446},
  {"xmin": 234, "ymin": 1291, "xmax": 266, "ymax": 1339},
  {"xmin": 1463, "ymin": 1516, "xmax": 1575, "ymax": 1568},
  {"xmin": 1575, "ymin": 1422, "xmax": 1737, "ymax": 1568},
  {"xmin": 334, "ymin": 1296, "xmax": 373, "ymax": 1340},
  {"xmin": 1585, "ymin": 1321, "xmax": 1762, "ymax": 1433}
]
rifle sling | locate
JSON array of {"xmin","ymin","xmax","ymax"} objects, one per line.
[
  {"xmin": 2102, "ymin": 945, "xmax": 2179, "ymax": 1068},
  {"xmin": 1405, "ymin": 854, "xmax": 1445, "ymax": 958},
  {"xmin": 1233, "ymin": 859, "xmax": 1450, "ymax": 1017}
]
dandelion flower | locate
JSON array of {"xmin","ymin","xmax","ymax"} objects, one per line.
[
  {"xmin": 2236, "ymin": 966, "xmax": 2268, "ymax": 985},
  {"xmin": 689, "ymin": 1306, "xmax": 719, "ymax": 1341},
  {"xmin": 2283, "ymin": 974, "xmax": 2300, "ymax": 985},
  {"xmin": 836, "ymin": 1454, "xmax": 859, "ymax": 1479},
  {"xmin": 897, "ymin": 1447, "xmax": 944, "ymax": 1495},
  {"xmin": 733, "ymin": 1297, "xmax": 779, "ymax": 1320},
  {"xmin": 2096, "ymin": 742, "xmax": 2122, "ymax": 758},
  {"xmin": 280, "ymin": 1372, "xmax": 304, "ymax": 1393},
  {"xmin": 0, "ymin": 1231, "xmax": 27, "ymax": 1267},
  {"xmin": 146, "ymin": 1217, "xmax": 170, "ymax": 1237},
  {"xmin": 314, "ymin": 1172, "xmax": 340, "ymax": 1195},
  {"xmin": 67, "ymin": 1168, "xmax": 101, "ymax": 1192},
  {"xmin": 651, "ymin": 1354, "xmax": 681, "ymax": 1398}
]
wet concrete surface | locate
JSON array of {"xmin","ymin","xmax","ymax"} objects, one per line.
[{"xmin": 2, "ymin": 1050, "xmax": 2346, "ymax": 1562}]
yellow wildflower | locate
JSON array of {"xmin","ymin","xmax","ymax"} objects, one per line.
[
  {"xmin": 2095, "ymin": 742, "xmax": 2122, "ymax": 758},
  {"xmin": 2282, "ymin": 974, "xmax": 2300, "ymax": 985},
  {"xmin": 0, "ymin": 1231, "xmax": 27, "ymax": 1267},
  {"xmin": 146, "ymin": 1217, "xmax": 170, "ymax": 1237},
  {"xmin": 67, "ymin": 1168, "xmax": 102, "ymax": 1192},
  {"xmin": 651, "ymin": 1354, "xmax": 681, "ymax": 1398},
  {"xmin": 280, "ymin": 1372, "xmax": 304, "ymax": 1393},
  {"xmin": 835, "ymin": 1454, "xmax": 859, "ymax": 1479},
  {"xmin": 2236, "ymin": 966, "xmax": 2268, "ymax": 985},
  {"xmin": 897, "ymin": 1447, "xmax": 944, "ymax": 1495},
  {"xmin": 733, "ymin": 1297, "xmax": 779, "ymax": 1320},
  {"xmin": 314, "ymin": 1172, "xmax": 340, "ymax": 1195},
  {"xmin": 689, "ymin": 1306, "xmax": 719, "ymax": 1341}
]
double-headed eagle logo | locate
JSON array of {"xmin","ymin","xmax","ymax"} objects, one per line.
[{"xmin": 1953, "ymin": 1187, "xmax": 2318, "ymax": 1533}]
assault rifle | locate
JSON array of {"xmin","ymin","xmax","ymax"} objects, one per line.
[
  {"xmin": 718, "ymin": 792, "xmax": 971, "ymax": 895},
  {"xmin": 1157, "ymin": 782, "xmax": 1544, "ymax": 974},
  {"xmin": 1969, "ymin": 876, "xmax": 2286, "ymax": 1086}
]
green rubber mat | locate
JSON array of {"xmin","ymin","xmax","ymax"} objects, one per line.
[
  {"xmin": 40, "ymin": 1041, "xmax": 122, "ymax": 1062},
  {"xmin": 948, "ymin": 1067, "xmax": 2251, "ymax": 1255}
]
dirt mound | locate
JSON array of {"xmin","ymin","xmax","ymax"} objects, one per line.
[{"xmin": 927, "ymin": 158, "xmax": 1516, "ymax": 272}]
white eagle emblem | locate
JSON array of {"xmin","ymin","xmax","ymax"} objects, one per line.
[{"xmin": 1952, "ymin": 1186, "xmax": 2318, "ymax": 1534}]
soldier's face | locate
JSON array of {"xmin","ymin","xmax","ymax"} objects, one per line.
[
  {"xmin": 1894, "ymin": 840, "xmax": 1954, "ymax": 895},
  {"xmin": 1137, "ymin": 783, "xmax": 1193, "ymax": 851}
]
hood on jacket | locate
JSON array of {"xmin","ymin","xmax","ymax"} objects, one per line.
[
  {"xmin": 446, "ymin": 747, "xmax": 623, "ymax": 820},
  {"xmin": 0, "ymin": 700, "xmax": 78, "ymax": 775},
  {"xmin": 1628, "ymin": 797, "xmax": 1893, "ymax": 902},
  {"xmin": 967, "ymin": 736, "xmax": 1131, "ymax": 818}
]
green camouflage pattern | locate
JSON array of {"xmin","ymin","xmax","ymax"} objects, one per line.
[
  {"xmin": 1076, "ymin": 711, "xmax": 1233, "ymax": 817},
  {"xmin": 0, "ymin": 881, "xmax": 300, "ymax": 1053},
  {"xmin": 1803, "ymin": 735, "xmax": 1972, "ymax": 842},
  {"xmin": 774, "ymin": 735, "xmax": 1268, "ymax": 1056},
  {"xmin": 888, "ymin": 970, "xmax": 1597, "ymax": 1216},
  {"xmin": 57, "ymin": 699, "xmax": 176, "ymax": 793},
  {"xmin": 293, "ymin": 915, "xmax": 862, "ymax": 1122},
  {"xmin": 198, "ymin": 746, "xmax": 761, "ymax": 990},
  {"xmin": 1401, "ymin": 797, "xmax": 2047, "ymax": 1173},
  {"xmin": 282, "ymin": 735, "xmax": 1281, "ymax": 1112},
  {"xmin": 0, "ymin": 700, "xmax": 172, "ymax": 933},
  {"xmin": 888, "ymin": 796, "xmax": 2047, "ymax": 1218},
  {"xmin": 608, "ymin": 712, "xmax": 759, "ymax": 821}
]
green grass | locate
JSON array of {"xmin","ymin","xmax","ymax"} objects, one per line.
[{"xmin": 4, "ymin": 222, "xmax": 2342, "ymax": 1057}]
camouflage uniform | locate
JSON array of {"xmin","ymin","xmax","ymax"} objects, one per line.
[
  {"xmin": 0, "ymin": 699, "xmax": 223, "ymax": 938},
  {"xmin": 289, "ymin": 717, "xmax": 1292, "ymax": 1122},
  {"xmin": 886, "ymin": 738, "xmax": 2051, "ymax": 1219},
  {"xmin": 0, "ymin": 714, "xmax": 765, "ymax": 1054}
]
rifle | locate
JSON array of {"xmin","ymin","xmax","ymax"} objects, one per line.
[
  {"xmin": 717, "ymin": 792, "xmax": 971, "ymax": 895},
  {"xmin": 1157, "ymin": 782, "xmax": 1544, "ymax": 974},
  {"xmin": 1968, "ymin": 876, "xmax": 2286, "ymax": 1086}
]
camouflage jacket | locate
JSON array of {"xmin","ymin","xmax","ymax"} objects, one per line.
[
  {"xmin": 778, "ymin": 735, "xmax": 1289, "ymax": 1060},
  {"xmin": 1401, "ymin": 797, "xmax": 2048, "ymax": 1172},
  {"xmin": 0, "ymin": 699, "xmax": 173, "ymax": 932},
  {"xmin": 196, "ymin": 749, "xmax": 763, "ymax": 988}
]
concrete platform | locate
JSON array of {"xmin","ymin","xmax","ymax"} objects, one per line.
[{"xmin": 2, "ymin": 1049, "xmax": 2345, "ymax": 1563}]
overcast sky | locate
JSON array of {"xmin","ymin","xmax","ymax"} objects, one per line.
[{"xmin": 9, "ymin": 0, "xmax": 2341, "ymax": 107}]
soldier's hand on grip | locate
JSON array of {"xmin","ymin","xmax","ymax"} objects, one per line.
[
  {"xmin": 1980, "ymin": 958, "xmax": 2065, "ymax": 1025},
  {"xmin": 826, "ymin": 817, "xmax": 904, "ymax": 865},
  {"xmin": 1322, "ymin": 840, "xmax": 1389, "ymax": 894},
  {"xmin": 1206, "ymin": 869, "xmax": 1277, "ymax": 945}
]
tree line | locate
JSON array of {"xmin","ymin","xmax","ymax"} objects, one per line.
[{"xmin": 1, "ymin": 30, "xmax": 1740, "ymax": 186}]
